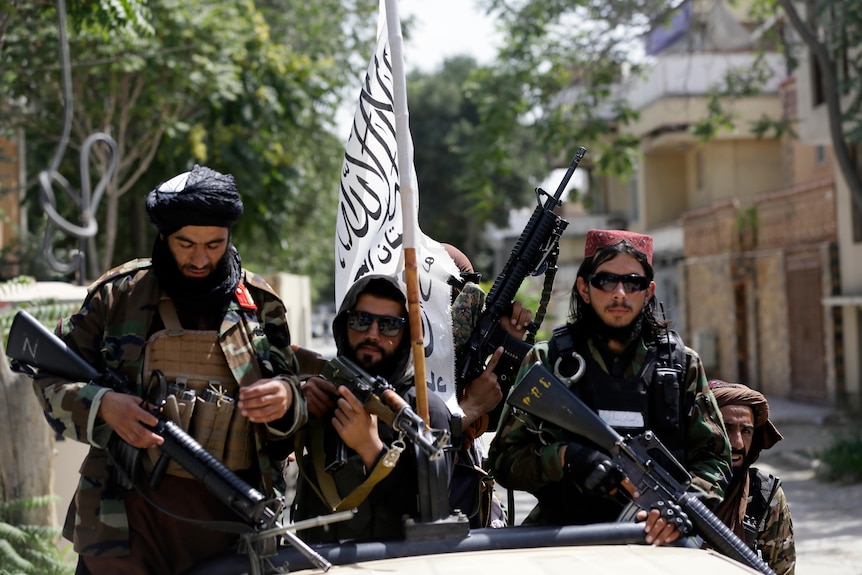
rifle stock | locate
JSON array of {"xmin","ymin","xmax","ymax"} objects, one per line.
[
  {"xmin": 506, "ymin": 362, "xmax": 776, "ymax": 575},
  {"xmin": 7, "ymin": 309, "xmax": 102, "ymax": 382},
  {"xmin": 457, "ymin": 147, "xmax": 586, "ymax": 431}
]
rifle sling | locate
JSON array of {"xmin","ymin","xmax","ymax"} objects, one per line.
[
  {"xmin": 529, "ymin": 247, "xmax": 559, "ymax": 345},
  {"xmin": 296, "ymin": 423, "xmax": 398, "ymax": 512}
]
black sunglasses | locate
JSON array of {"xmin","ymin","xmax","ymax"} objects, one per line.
[
  {"xmin": 587, "ymin": 272, "xmax": 650, "ymax": 294},
  {"xmin": 346, "ymin": 310, "xmax": 406, "ymax": 337}
]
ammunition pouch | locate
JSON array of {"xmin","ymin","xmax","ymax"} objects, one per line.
[{"xmin": 142, "ymin": 326, "xmax": 252, "ymax": 479}]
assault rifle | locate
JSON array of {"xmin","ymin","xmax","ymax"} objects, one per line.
[
  {"xmin": 506, "ymin": 362, "xmax": 776, "ymax": 575},
  {"xmin": 456, "ymin": 147, "xmax": 586, "ymax": 431},
  {"xmin": 6, "ymin": 310, "xmax": 332, "ymax": 574},
  {"xmin": 319, "ymin": 355, "xmax": 449, "ymax": 472},
  {"xmin": 320, "ymin": 356, "xmax": 455, "ymax": 526}
]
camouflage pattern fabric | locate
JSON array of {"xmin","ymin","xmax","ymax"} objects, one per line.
[
  {"xmin": 32, "ymin": 259, "xmax": 306, "ymax": 557},
  {"xmin": 489, "ymin": 337, "xmax": 731, "ymax": 524},
  {"xmin": 755, "ymin": 473, "xmax": 796, "ymax": 575},
  {"xmin": 451, "ymin": 282, "xmax": 485, "ymax": 349}
]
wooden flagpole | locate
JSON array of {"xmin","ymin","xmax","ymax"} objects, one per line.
[{"xmin": 385, "ymin": 0, "xmax": 429, "ymax": 424}]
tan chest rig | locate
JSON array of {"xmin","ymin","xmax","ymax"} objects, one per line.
[{"xmin": 142, "ymin": 299, "xmax": 253, "ymax": 478}]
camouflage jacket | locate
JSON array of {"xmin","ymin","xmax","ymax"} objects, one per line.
[
  {"xmin": 488, "ymin": 335, "xmax": 731, "ymax": 525},
  {"xmin": 752, "ymin": 471, "xmax": 796, "ymax": 575},
  {"xmin": 32, "ymin": 259, "xmax": 306, "ymax": 557},
  {"xmin": 451, "ymin": 282, "xmax": 484, "ymax": 350}
]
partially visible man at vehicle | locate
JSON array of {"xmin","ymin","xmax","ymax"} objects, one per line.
[{"xmin": 709, "ymin": 380, "xmax": 796, "ymax": 574}]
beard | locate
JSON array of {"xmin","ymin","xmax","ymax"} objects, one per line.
[
  {"xmin": 579, "ymin": 301, "xmax": 644, "ymax": 347},
  {"xmin": 151, "ymin": 235, "xmax": 242, "ymax": 314},
  {"xmin": 348, "ymin": 340, "xmax": 403, "ymax": 379}
]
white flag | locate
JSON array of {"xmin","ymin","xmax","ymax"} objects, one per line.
[{"xmin": 335, "ymin": 7, "xmax": 463, "ymax": 413}]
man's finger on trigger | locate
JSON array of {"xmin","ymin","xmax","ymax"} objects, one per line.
[
  {"xmin": 485, "ymin": 347, "xmax": 504, "ymax": 371},
  {"xmin": 620, "ymin": 477, "xmax": 640, "ymax": 499}
]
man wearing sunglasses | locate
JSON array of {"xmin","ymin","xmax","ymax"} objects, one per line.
[
  {"xmin": 490, "ymin": 228, "xmax": 731, "ymax": 545},
  {"xmin": 293, "ymin": 274, "xmax": 453, "ymax": 543}
]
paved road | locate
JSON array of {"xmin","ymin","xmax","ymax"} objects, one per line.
[
  {"xmin": 756, "ymin": 413, "xmax": 862, "ymax": 575},
  {"xmin": 489, "ymin": 398, "xmax": 862, "ymax": 574}
]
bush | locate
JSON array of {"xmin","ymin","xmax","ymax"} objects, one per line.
[
  {"xmin": 820, "ymin": 428, "xmax": 862, "ymax": 484},
  {"xmin": 0, "ymin": 497, "xmax": 75, "ymax": 575}
]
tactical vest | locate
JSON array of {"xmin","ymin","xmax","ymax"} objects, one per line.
[
  {"xmin": 743, "ymin": 468, "xmax": 781, "ymax": 550},
  {"xmin": 548, "ymin": 324, "xmax": 688, "ymax": 460},
  {"xmin": 141, "ymin": 298, "xmax": 253, "ymax": 478}
]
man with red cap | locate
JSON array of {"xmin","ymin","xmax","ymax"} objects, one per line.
[
  {"xmin": 709, "ymin": 380, "xmax": 796, "ymax": 574},
  {"xmin": 490, "ymin": 229, "xmax": 731, "ymax": 545}
]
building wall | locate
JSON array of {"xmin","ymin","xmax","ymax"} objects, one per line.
[
  {"xmin": 0, "ymin": 133, "xmax": 21, "ymax": 268},
  {"xmin": 683, "ymin": 254, "xmax": 735, "ymax": 378},
  {"xmin": 793, "ymin": 48, "xmax": 862, "ymax": 403},
  {"xmin": 752, "ymin": 250, "xmax": 791, "ymax": 396},
  {"xmin": 681, "ymin": 178, "xmax": 836, "ymax": 398},
  {"xmin": 641, "ymin": 150, "xmax": 688, "ymax": 229},
  {"xmin": 695, "ymin": 140, "xmax": 784, "ymax": 207}
]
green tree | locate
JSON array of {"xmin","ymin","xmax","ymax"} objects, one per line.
[
  {"xmin": 470, "ymin": 0, "xmax": 662, "ymax": 183},
  {"xmin": 408, "ymin": 56, "xmax": 546, "ymax": 274},
  {"xmin": 773, "ymin": 0, "xmax": 862, "ymax": 214},
  {"xmin": 2, "ymin": 0, "xmax": 375, "ymax": 300}
]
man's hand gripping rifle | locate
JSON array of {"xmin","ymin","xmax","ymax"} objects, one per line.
[
  {"xmin": 506, "ymin": 362, "xmax": 776, "ymax": 575},
  {"xmin": 6, "ymin": 310, "xmax": 332, "ymax": 573},
  {"xmin": 320, "ymin": 355, "xmax": 449, "ymax": 469},
  {"xmin": 456, "ymin": 147, "xmax": 585, "ymax": 431}
]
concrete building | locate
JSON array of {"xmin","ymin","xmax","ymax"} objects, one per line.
[
  {"xmin": 790, "ymin": 8, "xmax": 862, "ymax": 409},
  {"xmin": 535, "ymin": 0, "xmax": 850, "ymax": 405}
]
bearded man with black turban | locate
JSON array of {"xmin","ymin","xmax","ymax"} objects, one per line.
[
  {"xmin": 709, "ymin": 380, "xmax": 796, "ymax": 575},
  {"xmin": 32, "ymin": 165, "xmax": 307, "ymax": 574}
]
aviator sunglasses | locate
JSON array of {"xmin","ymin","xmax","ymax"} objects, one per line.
[
  {"xmin": 346, "ymin": 310, "xmax": 406, "ymax": 337},
  {"xmin": 587, "ymin": 271, "xmax": 650, "ymax": 294}
]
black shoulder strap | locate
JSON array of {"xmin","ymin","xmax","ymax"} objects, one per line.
[
  {"xmin": 548, "ymin": 324, "xmax": 582, "ymax": 382},
  {"xmin": 747, "ymin": 468, "xmax": 780, "ymax": 530},
  {"xmin": 647, "ymin": 331, "xmax": 688, "ymax": 457}
]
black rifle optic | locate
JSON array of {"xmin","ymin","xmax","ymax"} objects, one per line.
[
  {"xmin": 456, "ymin": 146, "xmax": 585, "ymax": 431},
  {"xmin": 319, "ymin": 355, "xmax": 449, "ymax": 473},
  {"xmin": 6, "ymin": 309, "xmax": 331, "ymax": 573},
  {"xmin": 507, "ymin": 362, "xmax": 777, "ymax": 575}
]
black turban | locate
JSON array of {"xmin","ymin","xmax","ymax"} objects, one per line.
[{"xmin": 145, "ymin": 165, "xmax": 244, "ymax": 235}]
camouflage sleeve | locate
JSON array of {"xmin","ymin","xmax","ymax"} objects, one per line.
[
  {"xmin": 252, "ymin": 283, "xmax": 307, "ymax": 437},
  {"xmin": 759, "ymin": 485, "xmax": 796, "ymax": 575},
  {"xmin": 451, "ymin": 282, "xmax": 485, "ymax": 350},
  {"xmin": 488, "ymin": 343, "xmax": 569, "ymax": 493},
  {"xmin": 682, "ymin": 347, "xmax": 732, "ymax": 502},
  {"xmin": 31, "ymin": 285, "xmax": 118, "ymax": 448}
]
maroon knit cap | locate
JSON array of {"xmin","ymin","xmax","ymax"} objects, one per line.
[{"xmin": 584, "ymin": 229, "xmax": 653, "ymax": 264}]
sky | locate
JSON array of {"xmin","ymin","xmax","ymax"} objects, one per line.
[
  {"xmin": 398, "ymin": 0, "xmax": 501, "ymax": 73},
  {"xmin": 335, "ymin": 1, "xmax": 500, "ymax": 139}
]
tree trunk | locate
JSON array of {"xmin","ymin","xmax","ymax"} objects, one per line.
[
  {"xmin": 0, "ymin": 349, "xmax": 54, "ymax": 526},
  {"xmin": 780, "ymin": 0, "xmax": 862, "ymax": 214}
]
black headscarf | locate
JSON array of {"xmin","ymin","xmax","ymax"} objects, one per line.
[{"xmin": 146, "ymin": 165, "xmax": 243, "ymax": 235}]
